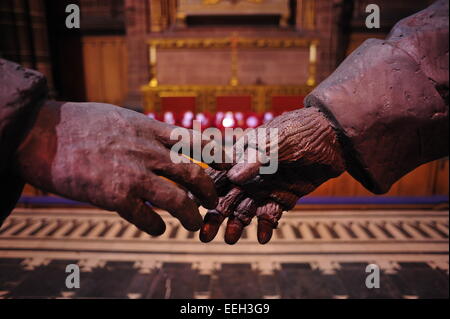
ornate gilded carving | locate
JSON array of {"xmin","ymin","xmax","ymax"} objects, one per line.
[
  {"xmin": 142, "ymin": 36, "xmax": 318, "ymax": 113},
  {"xmin": 147, "ymin": 37, "xmax": 315, "ymax": 49},
  {"xmin": 141, "ymin": 84, "xmax": 314, "ymax": 114},
  {"xmin": 202, "ymin": 0, "xmax": 221, "ymax": 4},
  {"xmin": 178, "ymin": 0, "xmax": 289, "ymax": 27},
  {"xmin": 149, "ymin": 0, "xmax": 177, "ymax": 32},
  {"xmin": 148, "ymin": 45, "xmax": 158, "ymax": 87},
  {"xmin": 296, "ymin": 0, "xmax": 316, "ymax": 31},
  {"xmin": 230, "ymin": 35, "xmax": 239, "ymax": 86},
  {"xmin": 306, "ymin": 40, "xmax": 318, "ymax": 86},
  {"xmin": 202, "ymin": 0, "xmax": 264, "ymax": 4}
]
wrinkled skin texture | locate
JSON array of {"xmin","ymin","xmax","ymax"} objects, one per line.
[
  {"xmin": 15, "ymin": 101, "xmax": 220, "ymax": 235},
  {"xmin": 200, "ymin": 107, "xmax": 346, "ymax": 244},
  {"xmin": 305, "ymin": 0, "xmax": 448, "ymax": 193}
]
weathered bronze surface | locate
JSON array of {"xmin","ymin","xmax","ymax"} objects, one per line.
[
  {"xmin": 0, "ymin": 59, "xmax": 221, "ymax": 235},
  {"xmin": 201, "ymin": 107, "xmax": 345, "ymax": 244},
  {"xmin": 202, "ymin": 0, "xmax": 449, "ymax": 245}
]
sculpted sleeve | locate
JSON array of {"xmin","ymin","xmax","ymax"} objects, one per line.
[
  {"xmin": 0, "ymin": 59, "xmax": 48, "ymax": 222},
  {"xmin": 305, "ymin": 0, "xmax": 449, "ymax": 194}
]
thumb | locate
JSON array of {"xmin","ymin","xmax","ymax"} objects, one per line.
[
  {"xmin": 227, "ymin": 148, "xmax": 262, "ymax": 184},
  {"xmin": 157, "ymin": 124, "xmax": 231, "ymax": 170}
]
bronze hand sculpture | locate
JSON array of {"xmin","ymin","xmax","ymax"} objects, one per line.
[
  {"xmin": 201, "ymin": 0, "xmax": 449, "ymax": 245},
  {"xmin": 201, "ymin": 107, "xmax": 345, "ymax": 244},
  {"xmin": 0, "ymin": 59, "xmax": 222, "ymax": 235}
]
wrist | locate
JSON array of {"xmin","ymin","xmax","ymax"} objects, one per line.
[
  {"xmin": 14, "ymin": 101, "xmax": 60, "ymax": 189},
  {"xmin": 274, "ymin": 107, "xmax": 345, "ymax": 173}
]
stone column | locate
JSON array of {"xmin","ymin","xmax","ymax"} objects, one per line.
[
  {"xmin": 0, "ymin": 0, "xmax": 55, "ymax": 96},
  {"xmin": 124, "ymin": 0, "xmax": 177, "ymax": 110},
  {"xmin": 28, "ymin": 0, "xmax": 55, "ymax": 96},
  {"xmin": 123, "ymin": 0, "xmax": 150, "ymax": 110},
  {"xmin": 314, "ymin": 0, "xmax": 337, "ymax": 82},
  {"xmin": 297, "ymin": 0, "xmax": 348, "ymax": 82}
]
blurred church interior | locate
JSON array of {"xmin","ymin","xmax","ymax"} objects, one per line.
[{"xmin": 0, "ymin": 0, "xmax": 448, "ymax": 299}]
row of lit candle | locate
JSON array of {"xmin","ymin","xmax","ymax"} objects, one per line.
[{"xmin": 145, "ymin": 111, "xmax": 279, "ymax": 129}]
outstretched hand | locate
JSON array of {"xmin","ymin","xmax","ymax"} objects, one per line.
[
  {"xmin": 15, "ymin": 101, "xmax": 224, "ymax": 236},
  {"xmin": 200, "ymin": 107, "xmax": 346, "ymax": 244}
]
